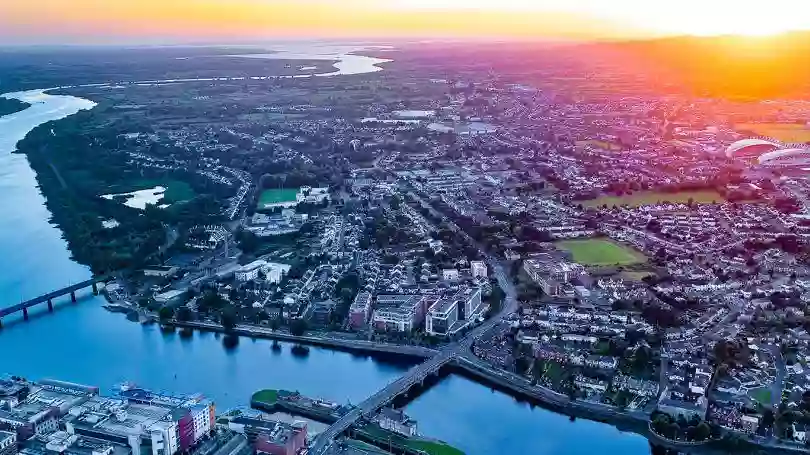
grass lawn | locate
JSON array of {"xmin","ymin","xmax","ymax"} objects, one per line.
[
  {"xmin": 583, "ymin": 190, "xmax": 726, "ymax": 209},
  {"xmin": 141, "ymin": 179, "xmax": 195, "ymax": 203},
  {"xmin": 620, "ymin": 271, "xmax": 655, "ymax": 282},
  {"xmin": 362, "ymin": 426, "xmax": 464, "ymax": 455},
  {"xmin": 749, "ymin": 387, "xmax": 773, "ymax": 406},
  {"xmin": 409, "ymin": 440, "xmax": 465, "ymax": 455},
  {"xmin": 542, "ymin": 361, "xmax": 565, "ymax": 383},
  {"xmin": 257, "ymin": 188, "xmax": 299, "ymax": 208},
  {"xmin": 737, "ymin": 123, "xmax": 810, "ymax": 143},
  {"xmin": 251, "ymin": 389, "xmax": 279, "ymax": 404},
  {"xmin": 114, "ymin": 179, "xmax": 196, "ymax": 204},
  {"xmin": 555, "ymin": 239, "xmax": 647, "ymax": 266}
]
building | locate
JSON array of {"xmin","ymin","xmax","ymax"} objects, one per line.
[
  {"xmin": 297, "ymin": 186, "xmax": 330, "ymax": 205},
  {"xmin": 441, "ymin": 269, "xmax": 459, "ymax": 282},
  {"xmin": 0, "ymin": 431, "xmax": 17, "ymax": 455},
  {"xmin": 372, "ymin": 295, "xmax": 435, "ymax": 332},
  {"xmin": 656, "ymin": 387, "xmax": 709, "ymax": 421},
  {"xmin": 758, "ymin": 148, "xmax": 810, "ymax": 168},
  {"xmin": 523, "ymin": 257, "xmax": 584, "ymax": 297},
  {"xmin": 143, "ymin": 266, "xmax": 178, "ymax": 278},
  {"xmin": 63, "ymin": 386, "xmax": 215, "ymax": 455},
  {"xmin": 0, "ymin": 380, "xmax": 97, "ymax": 440},
  {"xmin": 470, "ymin": 261, "xmax": 487, "ymax": 279},
  {"xmin": 234, "ymin": 261, "xmax": 290, "ymax": 283},
  {"xmin": 724, "ymin": 138, "xmax": 780, "ymax": 160},
  {"xmin": 374, "ymin": 408, "xmax": 417, "ymax": 437},
  {"xmin": 263, "ymin": 263, "xmax": 291, "ymax": 285},
  {"xmin": 425, "ymin": 288, "xmax": 483, "ymax": 336},
  {"xmin": 309, "ymin": 301, "xmax": 337, "ymax": 327},
  {"xmin": 235, "ymin": 261, "xmax": 265, "ymax": 282},
  {"xmin": 348, "ymin": 292, "xmax": 372, "ymax": 329},
  {"xmin": 227, "ymin": 416, "xmax": 306, "ymax": 455},
  {"xmin": 154, "ymin": 290, "xmax": 186, "ymax": 306}
]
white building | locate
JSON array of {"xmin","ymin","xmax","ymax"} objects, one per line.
[
  {"xmin": 263, "ymin": 263, "xmax": 291, "ymax": 284},
  {"xmin": 143, "ymin": 266, "xmax": 178, "ymax": 278},
  {"xmin": 442, "ymin": 269, "xmax": 459, "ymax": 282},
  {"xmin": 426, "ymin": 288, "xmax": 483, "ymax": 336},
  {"xmin": 470, "ymin": 261, "xmax": 487, "ymax": 279},
  {"xmin": 235, "ymin": 260, "xmax": 266, "ymax": 282},
  {"xmin": 375, "ymin": 408, "xmax": 418, "ymax": 437}
]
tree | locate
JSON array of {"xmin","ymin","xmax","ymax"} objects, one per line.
[
  {"xmin": 221, "ymin": 307, "xmax": 238, "ymax": 332},
  {"xmin": 390, "ymin": 195, "xmax": 401, "ymax": 210},
  {"xmin": 176, "ymin": 306, "xmax": 192, "ymax": 322},
  {"xmin": 158, "ymin": 306, "xmax": 174, "ymax": 322},
  {"xmin": 290, "ymin": 318, "xmax": 308, "ymax": 336}
]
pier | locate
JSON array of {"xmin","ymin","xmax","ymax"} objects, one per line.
[{"xmin": 0, "ymin": 275, "xmax": 110, "ymax": 326}]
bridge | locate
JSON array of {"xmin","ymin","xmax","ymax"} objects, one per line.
[
  {"xmin": 311, "ymin": 351, "xmax": 455, "ymax": 452},
  {"xmin": 0, "ymin": 275, "xmax": 110, "ymax": 325}
]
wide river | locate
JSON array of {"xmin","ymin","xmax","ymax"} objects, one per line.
[{"xmin": 0, "ymin": 51, "xmax": 651, "ymax": 455}]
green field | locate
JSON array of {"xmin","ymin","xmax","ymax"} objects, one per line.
[
  {"xmin": 362, "ymin": 426, "xmax": 464, "ymax": 455},
  {"xmin": 251, "ymin": 389, "xmax": 279, "ymax": 405},
  {"xmin": 749, "ymin": 387, "xmax": 773, "ymax": 406},
  {"xmin": 583, "ymin": 190, "xmax": 725, "ymax": 208},
  {"xmin": 555, "ymin": 239, "xmax": 647, "ymax": 266},
  {"xmin": 737, "ymin": 123, "xmax": 810, "ymax": 143},
  {"xmin": 257, "ymin": 188, "xmax": 299, "ymax": 208},
  {"xmin": 140, "ymin": 179, "xmax": 195, "ymax": 203},
  {"xmin": 109, "ymin": 179, "xmax": 196, "ymax": 204}
]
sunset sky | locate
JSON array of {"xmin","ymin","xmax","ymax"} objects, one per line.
[{"xmin": 3, "ymin": 0, "xmax": 810, "ymax": 44}]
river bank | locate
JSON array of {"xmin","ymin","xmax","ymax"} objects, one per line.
[{"xmin": 0, "ymin": 97, "xmax": 30, "ymax": 116}]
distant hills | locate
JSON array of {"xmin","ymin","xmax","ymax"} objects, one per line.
[{"xmin": 588, "ymin": 31, "xmax": 810, "ymax": 99}]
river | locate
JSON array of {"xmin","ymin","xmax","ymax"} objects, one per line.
[{"xmin": 0, "ymin": 50, "xmax": 651, "ymax": 455}]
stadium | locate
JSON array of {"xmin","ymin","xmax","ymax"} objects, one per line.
[
  {"xmin": 724, "ymin": 139, "xmax": 780, "ymax": 160},
  {"xmin": 758, "ymin": 148, "xmax": 810, "ymax": 168},
  {"xmin": 724, "ymin": 139, "xmax": 810, "ymax": 169}
]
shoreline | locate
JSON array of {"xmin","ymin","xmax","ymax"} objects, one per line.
[{"xmin": 166, "ymin": 319, "xmax": 810, "ymax": 455}]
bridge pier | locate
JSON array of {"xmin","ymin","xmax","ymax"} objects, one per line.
[
  {"xmin": 92, "ymin": 282, "xmax": 98, "ymax": 295},
  {"xmin": 71, "ymin": 292, "xmax": 76, "ymax": 303},
  {"xmin": 47, "ymin": 299, "xmax": 53, "ymax": 312},
  {"xmin": 23, "ymin": 308, "xmax": 29, "ymax": 321}
]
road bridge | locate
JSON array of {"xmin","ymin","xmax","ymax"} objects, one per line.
[
  {"xmin": 0, "ymin": 275, "xmax": 110, "ymax": 326},
  {"xmin": 311, "ymin": 352, "xmax": 454, "ymax": 452}
]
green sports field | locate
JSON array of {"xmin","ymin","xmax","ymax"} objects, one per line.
[
  {"xmin": 555, "ymin": 239, "xmax": 647, "ymax": 266},
  {"xmin": 583, "ymin": 190, "xmax": 725, "ymax": 209},
  {"xmin": 257, "ymin": 188, "xmax": 299, "ymax": 208}
]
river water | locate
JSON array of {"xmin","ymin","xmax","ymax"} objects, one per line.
[{"xmin": 0, "ymin": 51, "xmax": 651, "ymax": 455}]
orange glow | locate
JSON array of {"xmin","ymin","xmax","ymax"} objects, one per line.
[{"xmin": 2, "ymin": 0, "xmax": 810, "ymax": 43}]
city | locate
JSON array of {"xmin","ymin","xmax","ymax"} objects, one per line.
[{"xmin": 4, "ymin": 3, "xmax": 810, "ymax": 455}]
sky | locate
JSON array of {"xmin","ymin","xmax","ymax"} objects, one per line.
[{"xmin": 3, "ymin": 0, "xmax": 810, "ymax": 45}]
